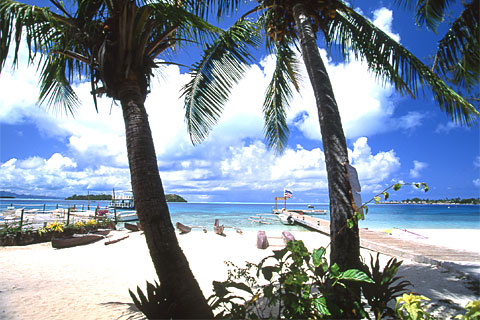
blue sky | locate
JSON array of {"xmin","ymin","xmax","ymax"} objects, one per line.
[{"xmin": 0, "ymin": 1, "xmax": 479, "ymax": 203}]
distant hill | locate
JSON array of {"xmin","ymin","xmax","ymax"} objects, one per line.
[
  {"xmin": 0, "ymin": 190, "xmax": 61, "ymax": 199},
  {"xmin": 166, "ymin": 194, "xmax": 187, "ymax": 202},
  {"xmin": 63, "ymin": 193, "xmax": 187, "ymax": 202},
  {"xmin": 65, "ymin": 194, "xmax": 112, "ymax": 200}
]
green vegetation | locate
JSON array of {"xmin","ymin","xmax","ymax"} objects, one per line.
[
  {"xmin": 65, "ymin": 193, "xmax": 186, "ymax": 202},
  {"xmin": 384, "ymin": 197, "xmax": 480, "ymax": 205},
  {"xmin": 65, "ymin": 194, "xmax": 112, "ymax": 201},
  {"xmin": 166, "ymin": 194, "xmax": 187, "ymax": 202}
]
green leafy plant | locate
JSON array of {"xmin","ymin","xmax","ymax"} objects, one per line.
[
  {"xmin": 208, "ymin": 240, "xmax": 373, "ymax": 319},
  {"xmin": 129, "ymin": 281, "xmax": 177, "ymax": 319},
  {"xmin": 362, "ymin": 253, "xmax": 412, "ymax": 319},
  {"xmin": 456, "ymin": 299, "xmax": 480, "ymax": 320},
  {"xmin": 395, "ymin": 293, "xmax": 435, "ymax": 320},
  {"xmin": 0, "ymin": 221, "xmax": 23, "ymax": 236}
]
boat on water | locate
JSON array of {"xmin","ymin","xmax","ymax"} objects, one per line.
[
  {"xmin": 109, "ymin": 190, "xmax": 135, "ymax": 209},
  {"xmin": 116, "ymin": 210, "xmax": 138, "ymax": 222},
  {"xmin": 278, "ymin": 213, "xmax": 294, "ymax": 225}
]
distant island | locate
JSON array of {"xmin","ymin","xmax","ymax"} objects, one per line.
[
  {"xmin": 65, "ymin": 194, "xmax": 112, "ymax": 200},
  {"xmin": 165, "ymin": 194, "xmax": 187, "ymax": 202},
  {"xmin": 65, "ymin": 193, "xmax": 187, "ymax": 202},
  {"xmin": 381, "ymin": 197, "xmax": 480, "ymax": 205},
  {"xmin": 0, "ymin": 191, "xmax": 61, "ymax": 199}
]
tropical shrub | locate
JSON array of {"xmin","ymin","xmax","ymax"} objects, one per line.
[
  {"xmin": 208, "ymin": 240, "xmax": 373, "ymax": 319},
  {"xmin": 361, "ymin": 253, "xmax": 412, "ymax": 319},
  {"xmin": 456, "ymin": 299, "xmax": 480, "ymax": 320},
  {"xmin": 395, "ymin": 293, "xmax": 434, "ymax": 320}
]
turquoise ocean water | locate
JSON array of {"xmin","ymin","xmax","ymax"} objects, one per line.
[{"xmin": 1, "ymin": 199, "xmax": 479, "ymax": 231}]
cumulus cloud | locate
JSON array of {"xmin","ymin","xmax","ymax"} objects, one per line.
[
  {"xmin": 410, "ymin": 160, "xmax": 428, "ymax": 178},
  {"xmin": 473, "ymin": 179, "xmax": 480, "ymax": 187},
  {"xmin": 1, "ymin": 7, "xmax": 416, "ymax": 200}
]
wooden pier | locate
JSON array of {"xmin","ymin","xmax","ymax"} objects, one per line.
[{"xmin": 286, "ymin": 211, "xmax": 480, "ymax": 271}]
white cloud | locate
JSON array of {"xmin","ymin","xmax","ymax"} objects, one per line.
[
  {"xmin": 372, "ymin": 8, "xmax": 401, "ymax": 42},
  {"xmin": 473, "ymin": 179, "xmax": 480, "ymax": 187},
  {"xmin": 0, "ymin": 8, "xmax": 416, "ymax": 200},
  {"xmin": 435, "ymin": 121, "xmax": 461, "ymax": 134},
  {"xmin": 410, "ymin": 160, "xmax": 428, "ymax": 178},
  {"xmin": 349, "ymin": 137, "xmax": 401, "ymax": 191},
  {"xmin": 473, "ymin": 156, "xmax": 480, "ymax": 168}
]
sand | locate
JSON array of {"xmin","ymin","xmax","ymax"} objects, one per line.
[{"xmin": 0, "ymin": 228, "xmax": 478, "ymax": 319}]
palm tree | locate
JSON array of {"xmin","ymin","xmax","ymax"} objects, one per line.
[
  {"xmin": 0, "ymin": 0, "xmax": 257, "ymax": 317},
  {"xmin": 183, "ymin": 1, "xmax": 479, "ymax": 316},
  {"xmin": 395, "ymin": 0, "xmax": 479, "ymax": 102}
]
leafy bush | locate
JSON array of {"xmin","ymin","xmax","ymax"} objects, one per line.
[
  {"xmin": 395, "ymin": 293, "xmax": 434, "ymax": 320},
  {"xmin": 129, "ymin": 281, "xmax": 177, "ymax": 319},
  {"xmin": 456, "ymin": 299, "xmax": 480, "ymax": 320},
  {"xmin": 208, "ymin": 240, "xmax": 373, "ymax": 319},
  {"xmin": 361, "ymin": 253, "xmax": 412, "ymax": 319}
]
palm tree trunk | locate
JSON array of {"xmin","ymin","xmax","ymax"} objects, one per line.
[
  {"xmin": 292, "ymin": 3, "xmax": 361, "ymax": 316},
  {"xmin": 292, "ymin": 2, "xmax": 360, "ymax": 271},
  {"xmin": 118, "ymin": 81, "xmax": 213, "ymax": 319}
]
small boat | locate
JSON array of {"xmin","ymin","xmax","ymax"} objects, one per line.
[
  {"xmin": 308, "ymin": 205, "xmax": 314, "ymax": 208},
  {"xmin": 176, "ymin": 222, "xmax": 207, "ymax": 234},
  {"xmin": 117, "ymin": 211, "xmax": 138, "ymax": 222},
  {"xmin": 124, "ymin": 222, "xmax": 142, "ymax": 232},
  {"xmin": 52, "ymin": 233, "xmax": 105, "ymax": 249},
  {"xmin": 278, "ymin": 213, "xmax": 294, "ymax": 225}
]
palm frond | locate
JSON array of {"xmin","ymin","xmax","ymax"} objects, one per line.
[
  {"xmin": 147, "ymin": 1, "xmax": 221, "ymax": 57},
  {"xmin": 186, "ymin": 0, "xmax": 245, "ymax": 21},
  {"xmin": 434, "ymin": 1, "xmax": 479, "ymax": 87},
  {"xmin": 38, "ymin": 53, "xmax": 80, "ymax": 116},
  {"xmin": 263, "ymin": 41, "xmax": 302, "ymax": 154},
  {"xmin": 393, "ymin": 0, "xmax": 453, "ymax": 32},
  {"xmin": 182, "ymin": 20, "xmax": 260, "ymax": 145},
  {"xmin": 330, "ymin": 4, "xmax": 479, "ymax": 126},
  {"xmin": 0, "ymin": 0, "xmax": 52, "ymax": 70}
]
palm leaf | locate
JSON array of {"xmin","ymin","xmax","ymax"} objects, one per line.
[
  {"xmin": 330, "ymin": 4, "xmax": 479, "ymax": 126},
  {"xmin": 263, "ymin": 40, "xmax": 301, "ymax": 154},
  {"xmin": 433, "ymin": 1, "xmax": 479, "ymax": 87},
  {"xmin": 182, "ymin": 20, "xmax": 260, "ymax": 145},
  {"xmin": 37, "ymin": 53, "xmax": 80, "ymax": 115}
]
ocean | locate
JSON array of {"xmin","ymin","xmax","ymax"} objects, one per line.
[{"xmin": 1, "ymin": 199, "xmax": 479, "ymax": 231}]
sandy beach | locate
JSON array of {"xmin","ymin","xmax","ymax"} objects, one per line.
[{"xmin": 0, "ymin": 228, "xmax": 479, "ymax": 319}]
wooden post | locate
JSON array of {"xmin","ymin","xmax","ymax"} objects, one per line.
[
  {"xmin": 56, "ymin": 204, "xmax": 58, "ymax": 209},
  {"xmin": 43, "ymin": 204, "xmax": 46, "ymax": 214},
  {"xmin": 19, "ymin": 208, "xmax": 25, "ymax": 230},
  {"xmin": 82, "ymin": 204, "xmax": 84, "ymax": 211},
  {"xmin": 114, "ymin": 207, "xmax": 117, "ymax": 224},
  {"xmin": 285, "ymin": 197, "xmax": 287, "ymax": 209},
  {"xmin": 67, "ymin": 208, "xmax": 71, "ymax": 226},
  {"xmin": 95, "ymin": 207, "xmax": 98, "ymax": 219}
]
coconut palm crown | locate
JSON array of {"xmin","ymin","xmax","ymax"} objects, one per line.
[
  {"xmin": 183, "ymin": 1, "xmax": 478, "ymax": 316},
  {"xmin": 0, "ymin": 0, "xmax": 259, "ymax": 317}
]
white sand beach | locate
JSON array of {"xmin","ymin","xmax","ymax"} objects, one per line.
[{"xmin": 0, "ymin": 228, "xmax": 478, "ymax": 319}]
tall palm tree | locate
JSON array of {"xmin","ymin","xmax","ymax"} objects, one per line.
[
  {"xmin": 395, "ymin": 0, "xmax": 479, "ymax": 102},
  {"xmin": 183, "ymin": 0, "xmax": 479, "ymax": 315},
  {"xmin": 0, "ymin": 0, "xmax": 257, "ymax": 317}
]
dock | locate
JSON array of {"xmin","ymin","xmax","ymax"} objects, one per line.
[{"xmin": 285, "ymin": 211, "xmax": 480, "ymax": 280}]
